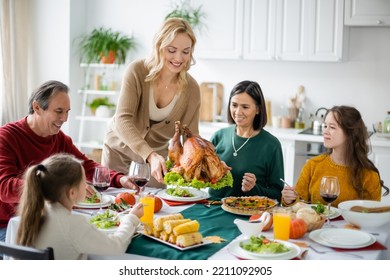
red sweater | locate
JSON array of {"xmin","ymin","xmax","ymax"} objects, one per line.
[{"xmin": 0, "ymin": 117, "xmax": 123, "ymax": 228}]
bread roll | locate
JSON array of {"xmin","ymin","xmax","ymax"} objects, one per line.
[
  {"xmin": 292, "ymin": 202, "xmax": 310, "ymax": 213},
  {"xmin": 296, "ymin": 207, "xmax": 320, "ymax": 224}
]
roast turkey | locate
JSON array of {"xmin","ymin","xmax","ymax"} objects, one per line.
[{"xmin": 168, "ymin": 121, "xmax": 227, "ymax": 183}]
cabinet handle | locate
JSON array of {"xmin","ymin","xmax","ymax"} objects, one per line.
[{"xmin": 377, "ymin": 20, "xmax": 383, "ymax": 25}]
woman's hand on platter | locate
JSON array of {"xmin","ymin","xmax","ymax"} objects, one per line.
[
  {"xmin": 241, "ymin": 173, "xmax": 256, "ymax": 192},
  {"xmin": 147, "ymin": 152, "xmax": 167, "ymax": 183},
  {"xmin": 281, "ymin": 185, "xmax": 298, "ymax": 204}
]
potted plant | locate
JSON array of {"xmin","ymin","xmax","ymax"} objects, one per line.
[
  {"xmin": 87, "ymin": 97, "xmax": 115, "ymax": 116},
  {"xmin": 77, "ymin": 27, "xmax": 137, "ymax": 64},
  {"xmin": 165, "ymin": 0, "xmax": 206, "ymax": 32}
]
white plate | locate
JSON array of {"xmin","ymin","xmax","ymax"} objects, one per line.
[
  {"xmin": 308, "ymin": 204, "xmax": 342, "ymax": 220},
  {"xmin": 157, "ymin": 188, "xmax": 209, "ymax": 202},
  {"xmin": 221, "ymin": 204, "xmax": 254, "ymax": 217},
  {"xmin": 75, "ymin": 195, "xmax": 114, "ymax": 209},
  {"xmin": 309, "ymin": 228, "xmax": 376, "ymax": 249},
  {"xmin": 228, "ymin": 239, "xmax": 300, "ymax": 260},
  {"xmin": 238, "ymin": 239, "xmax": 293, "ymax": 259},
  {"xmin": 137, "ymin": 231, "xmax": 212, "ymax": 251}
]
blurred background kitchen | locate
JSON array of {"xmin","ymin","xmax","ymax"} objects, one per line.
[{"xmin": 1, "ymin": 0, "xmax": 389, "ymax": 194}]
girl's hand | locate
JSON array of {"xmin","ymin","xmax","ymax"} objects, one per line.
[
  {"xmin": 130, "ymin": 203, "xmax": 144, "ymax": 219},
  {"xmin": 241, "ymin": 173, "xmax": 256, "ymax": 192},
  {"xmin": 281, "ymin": 185, "xmax": 298, "ymax": 204}
]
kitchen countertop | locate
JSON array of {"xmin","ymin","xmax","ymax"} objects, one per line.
[{"xmin": 199, "ymin": 122, "xmax": 390, "ymax": 147}]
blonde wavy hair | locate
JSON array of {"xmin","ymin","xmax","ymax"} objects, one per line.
[{"xmin": 145, "ymin": 18, "xmax": 196, "ymax": 93}]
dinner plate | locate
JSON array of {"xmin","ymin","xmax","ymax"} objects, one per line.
[
  {"xmin": 309, "ymin": 228, "xmax": 376, "ymax": 249},
  {"xmin": 228, "ymin": 239, "xmax": 300, "ymax": 260},
  {"xmin": 221, "ymin": 205, "xmax": 253, "ymax": 216},
  {"xmin": 308, "ymin": 204, "xmax": 342, "ymax": 219},
  {"xmin": 238, "ymin": 239, "xmax": 293, "ymax": 259},
  {"xmin": 137, "ymin": 231, "xmax": 212, "ymax": 251},
  {"xmin": 157, "ymin": 187, "xmax": 210, "ymax": 202},
  {"xmin": 75, "ymin": 195, "xmax": 114, "ymax": 209}
]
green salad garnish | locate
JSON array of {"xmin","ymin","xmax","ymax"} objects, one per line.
[
  {"xmin": 240, "ymin": 235, "xmax": 290, "ymax": 254},
  {"xmin": 166, "ymin": 186, "xmax": 195, "ymax": 197},
  {"xmin": 83, "ymin": 193, "xmax": 100, "ymax": 204},
  {"xmin": 89, "ymin": 210, "xmax": 119, "ymax": 229},
  {"xmin": 311, "ymin": 201, "xmax": 327, "ymax": 214},
  {"xmin": 164, "ymin": 169, "xmax": 233, "ymax": 190}
]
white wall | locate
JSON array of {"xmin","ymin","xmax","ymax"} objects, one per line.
[
  {"xmin": 28, "ymin": 0, "xmax": 71, "ymax": 133},
  {"xmin": 26, "ymin": 0, "xmax": 390, "ymax": 140}
]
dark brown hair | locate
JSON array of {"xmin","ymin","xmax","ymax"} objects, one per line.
[
  {"xmin": 325, "ymin": 105, "xmax": 388, "ymax": 197},
  {"xmin": 227, "ymin": 80, "xmax": 267, "ymax": 130}
]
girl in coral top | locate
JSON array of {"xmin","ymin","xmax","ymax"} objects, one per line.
[{"xmin": 282, "ymin": 105, "xmax": 388, "ymax": 207}]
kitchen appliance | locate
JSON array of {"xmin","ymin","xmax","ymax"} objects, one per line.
[{"xmin": 312, "ymin": 107, "xmax": 328, "ymax": 134}]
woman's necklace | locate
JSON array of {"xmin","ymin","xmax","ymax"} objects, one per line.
[{"xmin": 232, "ymin": 128, "xmax": 255, "ymax": 157}]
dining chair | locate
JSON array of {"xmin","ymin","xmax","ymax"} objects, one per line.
[{"xmin": 0, "ymin": 241, "xmax": 54, "ymax": 260}]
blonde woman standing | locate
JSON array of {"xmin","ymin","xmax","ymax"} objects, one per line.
[{"xmin": 102, "ymin": 18, "xmax": 200, "ymax": 187}]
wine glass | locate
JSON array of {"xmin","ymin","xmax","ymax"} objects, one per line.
[
  {"xmin": 320, "ymin": 176, "xmax": 340, "ymax": 227},
  {"xmin": 128, "ymin": 161, "xmax": 150, "ymax": 193},
  {"xmin": 92, "ymin": 166, "xmax": 111, "ymax": 214}
]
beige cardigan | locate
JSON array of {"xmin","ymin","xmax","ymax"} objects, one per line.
[{"xmin": 102, "ymin": 59, "xmax": 200, "ymax": 174}]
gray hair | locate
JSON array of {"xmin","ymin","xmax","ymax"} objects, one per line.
[{"xmin": 28, "ymin": 80, "xmax": 69, "ymax": 114}]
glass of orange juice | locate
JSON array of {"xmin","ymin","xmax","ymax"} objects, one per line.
[
  {"xmin": 273, "ymin": 207, "xmax": 291, "ymax": 240},
  {"xmin": 139, "ymin": 193, "xmax": 155, "ymax": 224}
]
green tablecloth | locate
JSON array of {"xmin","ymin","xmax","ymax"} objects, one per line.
[{"xmin": 126, "ymin": 204, "xmax": 242, "ymax": 260}]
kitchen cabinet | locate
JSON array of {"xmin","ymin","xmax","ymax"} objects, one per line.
[
  {"xmin": 76, "ymin": 63, "xmax": 122, "ymax": 154},
  {"xmin": 345, "ymin": 0, "xmax": 390, "ymax": 26},
  {"xmin": 370, "ymin": 143, "xmax": 390, "ymax": 202},
  {"xmin": 195, "ymin": 0, "xmax": 344, "ymax": 62}
]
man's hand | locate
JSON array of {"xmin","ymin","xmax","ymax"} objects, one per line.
[{"xmin": 119, "ymin": 176, "xmax": 140, "ymax": 193}]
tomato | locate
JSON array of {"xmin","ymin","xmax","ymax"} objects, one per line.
[
  {"xmin": 154, "ymin": 197, "xmax": 163, "ymax": 213},
  {"xmin": 210, "ymin": 178, "xmax": 218, "ymax": 184},
  {"xmin": 115, "ymin": 192, "xmax": 136, "ymax": 206}
]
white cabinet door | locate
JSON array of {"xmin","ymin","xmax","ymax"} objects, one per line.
[
  {"xmin": 194, "ymin": 0, "xmax": 244, "ymax": 59},
  {"xmin": 274, "ymin": 0, "xmax": 308, "ymax": 61},
  {"xmin": 345, "ymin": 0, "xmax": 390, "ymax": 26},
  {"xmin": 370, "ymin": 146, "xmax": 390, "ymax": 202},
  {"xmin": 242, "ymin": 0, "xmax": 277, "ymax": 60},
  {"xmin": 195, "ymin": 0, "xmax": 343, "ymax": 62},
  {"xmin": 307, "ymin": 0, "xmax": 344, "ymax": 61}
]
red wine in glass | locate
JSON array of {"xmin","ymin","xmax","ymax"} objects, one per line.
[
  {"xmin": 94, "ymin": 183, "xmax": 110, "ymax": 193},
  {"xmin": 92, "ymin": 167, "xmax": 111, "ymax": 213},
  {"xmin": 129, "ymin": 162, "xmax": 150, "ymax": 193},
  {"xmin": 321, "ymin": 193, "xmax": 338, "ymax": 204},
  {"xmin": 133, "ymin": 178, "xmax": 149, "ymax": 187},
  {"xmin": 319, "ymin": 176, "xmax": 340, "ymax": 227}
]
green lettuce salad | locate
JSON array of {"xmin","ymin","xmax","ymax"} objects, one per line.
[
  {"xmin": 164, "ymin": 160, "xmax": 233, "ymax": 190},
  {"xmin": 240, "ymin": 235, "xmax": 290, "ymax": 254},
  {"xmin": 89, "ymin": 210, "xmax": 119, "ymax": 229}
]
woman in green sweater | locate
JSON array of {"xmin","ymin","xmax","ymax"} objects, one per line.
[
  {"xmin": 282, "ymin": 105, "xmax": 388, "ymax": 207},
  {"xmin": 209, "ymin": 80, "xmax": 284, "ymax": 202}
]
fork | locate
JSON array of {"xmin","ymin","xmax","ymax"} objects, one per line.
[
  {"xmin": 308, "ymin": 244, "xmax": 364, "ymax": 259},
  {"xmin": 107, "ymin": 208, "xmax": 132, "ymax": 221},
  {"xmin": 279, "ymin": 178, "xmax": 310, "ymax": 204}
]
